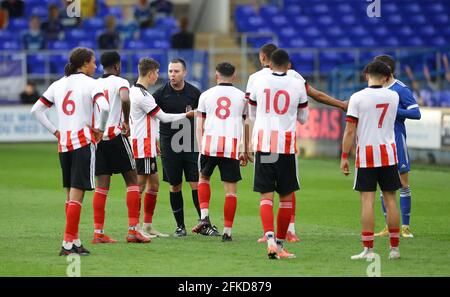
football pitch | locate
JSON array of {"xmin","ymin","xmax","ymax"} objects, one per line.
[{"xmin": 1, "ymin": 143, "xmax": 449, "ymax": 277}]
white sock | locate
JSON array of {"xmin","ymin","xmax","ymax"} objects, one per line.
[
  {"xmin": 94, "ymin": 229, "xmax": 104, "ymax": 234},
  {"xmin": 201, "ymin": 209, "xmax": 209, "ymax": 220},
  {"xmin": 62, "ymin": 241, "xmax": 73, "ymax": 250},
  {"xmin": 288, "ymin": 223, "xmax": 295, "ymax": 233},
  {"xmin": 265, "ymin": 231, "xmax": 276, "ymax": 246},
  {"xmin": 223, "ymin": 227, "xmax": 232, "ymax": 236},
  {"xmin": 73, "ymin": 239, "xmax": 81, "ymax": 247}
]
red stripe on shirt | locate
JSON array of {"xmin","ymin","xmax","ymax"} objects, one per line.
[
  {"xmin": 365, "ymin": 145, "xmax": 374, "ymax": 168},
  {"xmin": 380, "ymin": 144, "xmax": 389, "ymax": 167},
  {"xmin": 346, "ymin": 116, "xmax": 358, "ymax": 124},
  {"xmin": 285, "ymin": 131, "xmax": 292, "ymax": 154},
  {"xmin": 57, "ymin": 133, "xmax": 62, "ymax": 152},
  {"xmin": 144, "ymin": 138, "xmax": 151, "ymax": 157},
  {"xmin": 132, "ymin": 138, "xmax": 138, "ymax": 158},
  {"xmin": 257, "ymin": 130, "xmax": 263, "ymax": 152},
  {"xmin": 270, "ymin": 131, "xmax": 278, "ymax": 153},
  {"xmin": 39, "ymin": 97, "xmax": 53, "ymax": 107},
  {"xmin": 391, "ymin": 143, "xmax": 398, "ymax": 164},
  {"xmin": 149, "ymin": 106, "xmax": 161, "ymax": 117},
  {"xmin": 89, "ymin": 128, "xmax": 96, "ymax": 145},
  {"xmin": 66, "ymin": 131, "xmax": 73, "ymax": 151},
  {"xmin": 356, "ymin": 146, "xmax": 360, "ymax": 168},
  {"xmin": 93, "ymin": 93, "xmax": 104, "ymax": 103},
  {"xmin": 108, "ymin": 126, "xmax": 116, "ymax": 140},
  {"xmin": 217, "ymin": 136, "xmax": 225, "ymax": 157},
  {"xmin": 119, "ymin": 86, "xmax": 129, "ymax": 92},
  {"xmin": 248, "ymin": 100, "xmax": 257, "ymax": 106},
  {"xmin": 298, "ymin": 102, "xmax": 308, "ymax": 109},
  {"xmin": 205, "ymin": 135, "xmax": 212, "ymax": 156},
  {"xmin": 231, "ymin": 138, "xmax": 237, "ymax": 159},
  {"xmin": 78, "ymin": 129, "xmax": 88, "ymax": 147}
]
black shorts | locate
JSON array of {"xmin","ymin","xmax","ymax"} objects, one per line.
[
  {"xmin": 135, "ymin": 158, "xmax": 158, "ymax": 175},
  {"xmin": 199, "ymin": 154, "xmax": 242, "ymax": 183},
  {"xmin": 354, "ymin": 165, "xmax": 402, "ymax": 192},
  {"xmin": 59, "ymin": 144, "xmax": 95, "ymax": 191},
  {"xmin": 253, "ymin": 152, "xmax": 299, "ymax": 196},
  {"xmin": 95, "ymin": 134, "xmax": 136, "ymax": 176},
  {"xmin": 160, "ymin": 140, "xmax": 199, "ymax": 185}
]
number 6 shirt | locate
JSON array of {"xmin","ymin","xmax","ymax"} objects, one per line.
[
  {"xmin": 346, "ymin": 86, "xmax": 399, "ymax": 168},
  {"xmin": 197, "ymin": 83, "xmax": 247, "ymax": 159}
]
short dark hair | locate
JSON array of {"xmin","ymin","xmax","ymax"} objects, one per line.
[
  {"xmin": 270, "ymin": 49, "xmax": 290, "ymax": 67},
  {"xmin": 169, "ymin": 58, "xmax": 186, "ymax": 70},
  {"xmin": 363, "ymin": 60, "xmax": 392, "ymax": 79},
  {"xmin": 101, "ymin": 51, "xmax": 121, "ymax": 68},
  {"xmin": 373, "ymin": 54, "xmax": 396, "ymax": 74},
  {"xmin": 138, "ymin": 58, "xmax": 160, "ymax": 77},
  {"xmin": 216, "ymin": 62, "xmax": 235, "ymax": 77},
  {"xmin": 260, "ymin": 43, "xmax": 278, "ymax": 59}
]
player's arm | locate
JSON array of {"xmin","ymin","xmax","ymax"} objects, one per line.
[
  {"xmin": 196, "ymin": 111, "xmax": 205, "ymax": 153},
  {"xmin": 30, "ymin": 97, "xmax": 58, "ymax": 138},
  {"xmin": 397, "ymin": 89, "xmax": 421, "ymax": 120},
  {"xmin": 119, "ymin": 86, "xmax": 131, "ymax": 136},
  {"xmin": 341, "ymin": 119, "xmax": 357, "ymax": 176},
  {"xmin": 307, "ymin": 83, "xmax": 347, "ymax": 111},
  {"xmin": 297, "ymin": 102, "xmax": 309, "ymax": 124},
  {"xmin": 92, "ymin": 93, "xmax": 110, "ymax": 142},
  {"xmin": 153, "ymin": 107, "xmax": 194, "ymax": 122}
]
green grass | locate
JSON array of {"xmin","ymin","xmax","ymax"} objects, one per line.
[{"xmin": 1, "ymin": 143, "xmax": 449, "ymax": 276}]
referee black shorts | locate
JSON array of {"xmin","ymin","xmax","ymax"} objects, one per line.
[
  {"xmin": 199, "ymin": 154, "xmax": 242, "ymax": 183},
  {"xmin": 95, "ymin": 134, "xmax": 136, "ymax": 176},
  {"xmin": 59, "ymin": 143, "xmax": 96, "ymax": 191},
  {"xmin": 253, "ymin": 152, "xmax": 299, "ymax": 196},
  {"xmin": 160, "ymin": 140, "xmax": 198, "ymax": 185},
  {"xmin": 354, "ymin": 165, "xmax": 402, "ymax": 192}
]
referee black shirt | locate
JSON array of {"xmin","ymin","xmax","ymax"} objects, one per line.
[{"xmin": 153, "ymin": 81, "xmax": 200, "ymax": 152}]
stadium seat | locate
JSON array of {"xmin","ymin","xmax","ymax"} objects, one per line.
[
  {"xmin": 8, "ymin": 18, "xmax": 28, "ymax": 30},
  {"xmin": 0, "ymin": 40, "xmax": 20, "ymax": 50},
  {"xmin": 47, "ymin": 40, "xmax": 71, "ymax": 50},
  {"xmin": 290, "ymin": 52, "xmax": 314, "ymax": 75},
  {"xmin": 83, "ymin": 18, "xmax": 104, "ymax": 30},
  {"xmin": 283, "ymin": 5, "xmax": 301, "ymax": 16},
  {"xmin": 259, "ymin": 5, "xmax": 279, "ymax": 19},
  {"xmin": 149, "ymin": 39, "xmax": 170, "ymax": 50},
  {"xmin": 124, "ymin": 40, "xmax": 147, "ymax": 50},
  {"xmin": 50, "ymin": 54, "xmax": 67, "ymax": 74},
  {"xmin": 141, "ymin": 28, "xmax": 170, "ymax": 40},
  {"xmin": 235, "ymin": 5, "xmax": 256, "ymax": 19},
  {"xmin": 154, "ymin": 17, "xmax": 178, "ymax": 29},
  {"xmin": 293, "ymin": 15, "xmax": 311, "ymax": 27},
  {"xmin": 27, "ymin": 54, "xmax": 47, "ymax": 75}
]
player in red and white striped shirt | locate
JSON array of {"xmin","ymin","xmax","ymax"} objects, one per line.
[
  {"xmin": 31, "ymin": 47, "xmax": 109, "ymax": 256},
  {"xmin": 248, "ymin": 49, "xmax": 308, "ymax": 259},
  {"xmin": 247, "ymin": 43, "xmax": 347, "ymax": 244},
  {"xmin": 193, "ymin": 62, "xmax": 249, "ymax": 240},
  {"xmin": 92, "ymin": 51, "xmax": 150, "ymax": 244},
  {"xmin": 129, "ymin": 58, "xmax": 195, "ymax": 239},
  {"xmin": 341, "ymin": 61, "xmax": 402, "ymax": 260}
]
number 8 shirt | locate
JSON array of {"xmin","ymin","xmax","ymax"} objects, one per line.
[
  {"xmin": 197, "ymin": 83, "xmax": 247, "ymax": 159},
  {"xmin": 346, "ymin": 86, "xmax": 399, "ymax": 168}
]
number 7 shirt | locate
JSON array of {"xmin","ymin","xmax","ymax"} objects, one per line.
[
  {"xmin": 197, "ymin": 83, "xmax": 247, "ymax": 159},
  {"xmin": 249, "ymin": 72, "xmax": 308, "ymax": 154},
  {"xmin": 346, "ymin": 86, "xmax": 400, "ymax": 168}
]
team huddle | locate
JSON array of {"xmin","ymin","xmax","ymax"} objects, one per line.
[{"xmin": 30, "ymin": 43, "xmax": 420, "ymax": 260}]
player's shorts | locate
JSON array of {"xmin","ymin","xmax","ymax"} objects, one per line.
[
  {"xmin": 135, "ymin": 157, "xmax": 158, "ymax": 175},
  {"xmin": 395, "ymin": 132, "xmax": 410, "ymax": 174},
  {"xmin": 160, "ymin": 139, "xmax": 199, "ymax": 185},
  {"xmin": 354, "ymin": 165, "xmax": 402, "ymax": 192},
  {"xmin": 253, "ymin": 152, "xmax": 299, "ymax": 196},
  {"xmin": 59, "ymin": 143, "xmax": 95, "ymax": 191},
  {"xmin": 95, "ymin": 134, "xmax": 136, "ymax": 176},
  {"xmin": 199, "ymin": 154, "xmax": 242, "ymax": 183}
]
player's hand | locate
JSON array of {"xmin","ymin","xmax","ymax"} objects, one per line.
[
  {"xmin": 122, "ymin": 122, "xmax": 130, "ymax": 137},
  {"xmin": 247, "ymin": 151, "xmax": 254, "ymax": 163},
  {"xmin": 341, "ymin": 100, "xmax": 349, "ymax": 112},
  {"xmin": 89, "ymin": 126, "xmax": 104, "ymax": 143},
  {"xmin": 239, "ymin": 152, "xmax": 249, "ymax": 166},
  {"xmin": 340, "ymin": 158, "xmax": 350, "ymax": 176},
  {"xmin": 185, "ymin": 110, "xmax": 195, "ymax": 119},
  {"xmin": 53, "ymin": 130, "xmax": 60, "ymax": 140}
]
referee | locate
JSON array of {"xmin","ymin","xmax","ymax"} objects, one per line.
[{"xmin": 153, "ymin": 58, "xmax": 211, "ymax": 237}]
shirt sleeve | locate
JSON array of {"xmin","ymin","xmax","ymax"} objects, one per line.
[
  {"xmin": 40, "ymin": 82, "xmax": 56, "ymax": 107},
  {"xmin": 399, "ymin": 87, "xmax": 419, "ymax": 110},
  {"xmin": 119, "ymin": 78, "xmax": 130, "ymax": 92},
  {"xmin": 197, "ymin": 92, "xmax": 206, "ymax": 114},
  {"xmin": 298, "ymin": 83, "xmax": 308, "ymax": 107},
  {"xmin": 245, "ymin": 75, "xmax": 253, "ymax": 100},
  {"xmin": 192, "ymin": 86, "xmax": 201, "ymax": 109},
  {"xmin": 345, "ymin": 94, "xmax": 359, "ymax": 123},
  {"xmin": 141, "ymin": 94, "xmax": 160, "ymax": 116}
]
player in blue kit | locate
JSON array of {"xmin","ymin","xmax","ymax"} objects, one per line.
[{"xmin": 373, "ymin": 55, "xmax": 421, "ymax": 238}]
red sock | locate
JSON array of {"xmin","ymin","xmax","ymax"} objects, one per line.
[
  {"xmin": 64, "ymin": 201, "xmax": 82, "ymax": 242},
  {"xmin": 362, "ymin": 231, "xmax": 374, "ymax": 248},
  {"xmin": 126, "ymin": 185, "xmax": 141, "ymax": 227},
  {"xmin": 144, "ymin": 190, "xmax": 158, "ymax": 224},
  {"xmin": 389, "ymin": 227, "xmax": 400, "ymax": 247},
  {"xmin": 260, "ymin": 198, "xmax": 274, "ymax": 234},
  {"xmin": 276, "ymin": 200, "xmax": 293, "ymax": 240},
  {"xmin": 224, "ymin": 194, "xmax": 237, "ymax": 228},
  {"xmin": 290, "ymin": 192, "xmax": 296, "ymax": 224},
  {"xmin": 65, "ymin": 201, "xmax": 69, "ymax": 215},
  {"xmin": 93, "ymin": 187, "xmax": 108, "ymax": 230},
  {"xmin": 198, "ymin": 180, "xmax": 211, "ymax": 210}
]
